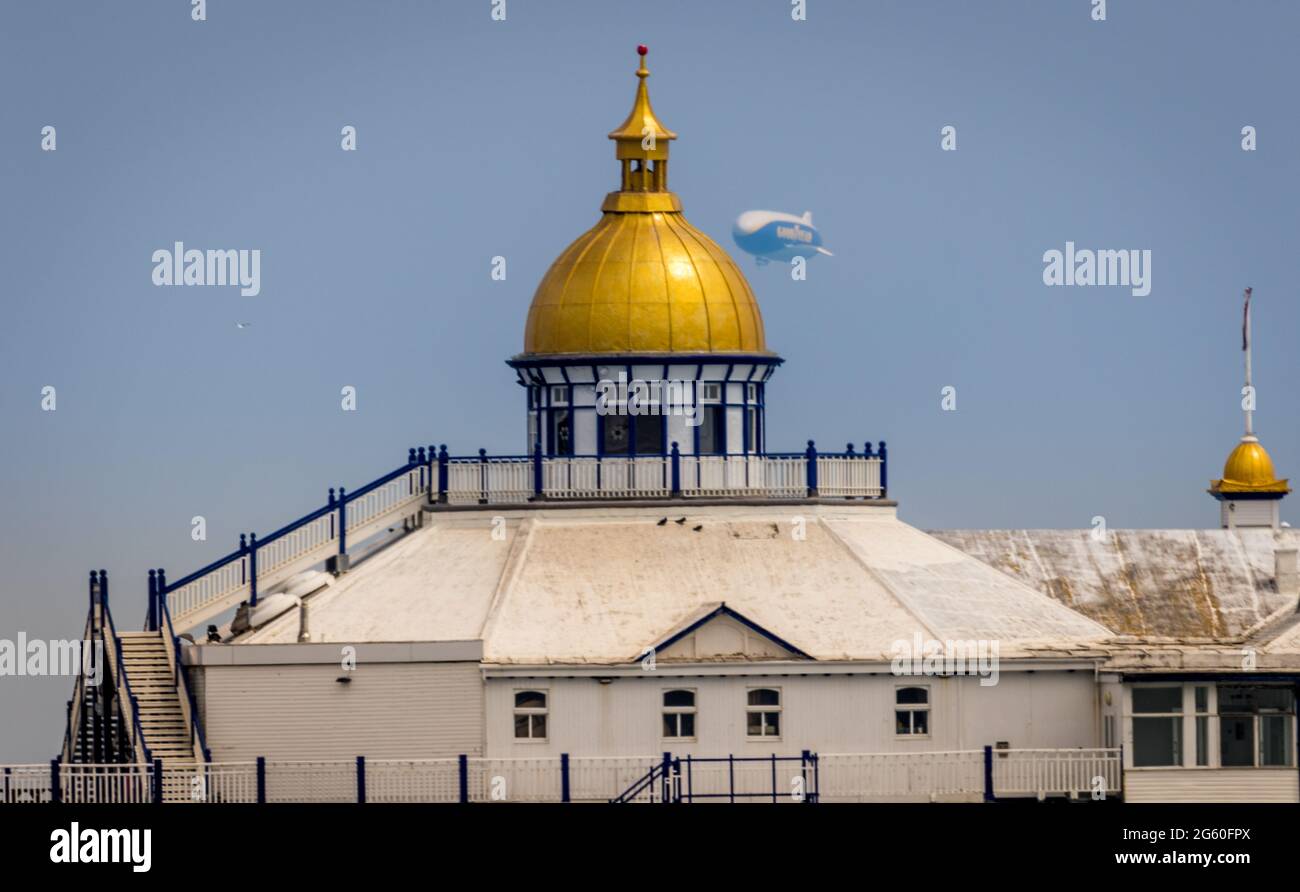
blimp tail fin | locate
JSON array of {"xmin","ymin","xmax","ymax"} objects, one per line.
[
  {"xmin": 815, "ymin": 246, "xmax": 833, "ymax": 257},
  {"xmin": 801, "ymin": 210, "xmax": 813, "ymax": 224}
]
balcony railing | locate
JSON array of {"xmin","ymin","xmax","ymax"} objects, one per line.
[
  {"xmin": 16, "ymin": 748, "xmax": 1120, "ymax": 804},
  {"xmin": 149, "ymin": 439, "xmax": 887, "ymax": 632}
]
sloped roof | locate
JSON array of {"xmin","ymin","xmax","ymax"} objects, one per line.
[
  {"xmin": 929, "ymin": 528, "xmax": 1300, "ymax": 640},
  {"xmin": 243, "ymin": 504, "xmax": 1112, "ymax": 662}
]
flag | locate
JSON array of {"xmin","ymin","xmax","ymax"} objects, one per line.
[{"xmin": 1242, "ymin": 287, "xmax": 1252, "ymax": 352}]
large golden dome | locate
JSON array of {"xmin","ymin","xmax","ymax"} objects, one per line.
[
  {"xmin": 521, "ymin": 47, "xmax": 770, "ymax": 357},
  {"xmin": 1212, "ymin": 436, "xmax": 1290, "ymax": 494}
]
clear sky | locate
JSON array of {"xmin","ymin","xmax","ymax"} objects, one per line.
[{"xmin": 1, "ymin": 1, "xmax": 1297, "ymax": 759}]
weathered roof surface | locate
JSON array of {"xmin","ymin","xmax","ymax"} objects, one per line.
[
  {"xmin": 928, "ymin": 528, "xmax": 1300, "ymax": 640},
  {"xmin": 244, "ymin": 504, "xmax": 1110, "ymax": 662}
]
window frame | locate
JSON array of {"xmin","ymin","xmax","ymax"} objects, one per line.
[
  {"xmin": 661, "ymin": 688, "xmax": 697, "ymax": 741},
  {"xmin": 894, "ymin": 685, "xmax": 931, "ymax": 738},
  {"xmin": 745, "ymin": 687, "xmax": 782, "ymax": 739},
  {"xmin": 512, "ymin": 689, "xmax": 549, "ymax": 742},
  {"xmin": 1129, "ymin": 683, "xmax": 1184, "ymax": 768}
]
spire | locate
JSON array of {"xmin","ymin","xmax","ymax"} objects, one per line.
[
  {"xmin": 608, "ymin": 45, "xmax": 677, "ymax": 193},
  {"xmin": 1242, "ymin": 286, "xmax": 1254, "ymax": 438},
  {"xmin": 1210, "ymin": 286, "xmax": 1290, "ymax": 511}
]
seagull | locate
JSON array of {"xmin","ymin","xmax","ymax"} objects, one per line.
[
  {"xmin": 656, "ymin": 517, "xmax": 667, "ymax": 526},
  {"xmin": 692, "ymin": 524, "xmax": 703, "ymax": 532},
  {"xmin": 235, "ymin": 321, "xmax": 253, "ymax": 329},
  {"xmin": 674, "ymin": 517, "xmax": 687, "ymax": 525}
]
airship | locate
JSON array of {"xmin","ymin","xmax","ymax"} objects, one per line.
[{"xmin": 732, "ymin": 210, "xmax": 833, "ymax": 265}]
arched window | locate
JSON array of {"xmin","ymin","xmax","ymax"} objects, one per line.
[
  {"xmin": 896, "ymin": 686, "xmax": 929, "ymax": 736},
  {"xmin": 662, "ymin": 689, "xmax": 696, "ymax": 739},
  {"xmin": 746, "ymin": 688, "xmax": 781, "ymax": 738},
  {"xmin": 514, "ymin": 690, "xmax": 548, "ymax": 740}
]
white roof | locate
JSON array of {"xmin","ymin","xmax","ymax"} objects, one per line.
[
  {"xmin": 244, "ymin": 504, "xmax": 1111, "ymax": 662},
  {"xmin": 930, "ymin": 528, "xmax": 1300, "ymax": 640}
]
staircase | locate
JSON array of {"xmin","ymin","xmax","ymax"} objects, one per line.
[{"xmin": 117, "ymin": 631, "xmax": 196, "ymax": 775}]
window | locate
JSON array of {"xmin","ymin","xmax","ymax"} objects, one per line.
[
  {"xmin": 549, "ymin": 386, "xmax": 569, "ymax": 406},
  {"xmin": 746, "ymin": 688, "xmax": 781, "ymax": 738},
  {"xmin": 700, "ymin": 382, "xmax": 721, "ymax": 402},
  {"xmin": 895, "ymin": 686, "xmax": 929, "ymax": 736},
  {"xmin": 634, "ymin": 415, "xmax": 663, "ymax": 455},
  {"xmin": 662, "ymin": 689, "xmax": 696, "ymax": 739},
  {"xmin": 603, "ymin": 415, "xmax": 629, "ymax": 455},
  {"xmin": 698, "ymin": 405, "xmax": 725, "ymax": 455},
  {"xmin": 548, "ymin": 409, "xmax": 573, "ymax": 456},
  {"xmin": 513, "ymin": 690, "xmax": 548, "ymax": 740},
  {"xmin": 1218, "ymin": 685, "xmax": 1294, "ymax": 768},
  {"xmin": 1131, "ymin": 686, "xmax": 1182, "ymax": 767},
  {"xmin": 746, "ymin": 383, "xmax": 757, "ymax": 403},
  {"xmin": 1194, "ymin": 686, "xmax": 1210, "ymax": 767},
  {"xmin": 745, "ymin": 407, "xmax": 759, "ymax": 454}
]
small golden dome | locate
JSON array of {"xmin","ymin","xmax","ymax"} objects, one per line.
[
  {"xmin": 1211, "ymin": 436, "xmax": 1291, "ymax": 494},
  {"xmin": 521, "ymin": 47, "xmax": 770, "ymax": 358}
]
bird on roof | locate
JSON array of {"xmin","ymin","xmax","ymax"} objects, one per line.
[
  {"xmin": 692, "ymin": 524, "xmax": 703, "ymax": 532},
  {"xmin": 675, "ymin": 517, "xmax": 687, "ymax": 525},
  {"xmin": 656, "ymin": 517, "xmax": 667, "ymax": 526}
]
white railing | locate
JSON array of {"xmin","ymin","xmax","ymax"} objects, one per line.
[
  {"xmin": 816, "ymin": 455, "xmax": 882, "ymax": 498},
  {"xmin": 819, "ymin": 751, "xmax": 986, "ymax": 801},
  {"xmin": 9, "ymin": 749, "xmax": 1121, "ymax": 803},
  {"xmin": 160, "ymin": 447, "xmax": 883, "ymax": 633},
  {"xmin": 255, "ymin": 513, "xmax": 336, "ymax": 581},
  {"xmin": 263, "ymin": 760, "xmax": 358, "ymax": 803},
  {"xmin": 345, "ymin": 467, "xmax": 427, "ymax": 543},
  {"xmin": 447, "ymin": 459, "xmax": 534, "ymax": 505},
  {"xmin": 197, "ymin": 762, "xmax": 260, "ymax": 803},
  {"xmin": 367, "ymin": 758, "xmax": 461, "ymax": 803},
  {"xmin": 1, "ymin": 765, "xmax": 56, "ymax": 803},
  {"xmin": 166, "ymin": 556, "xmax": 250, "ymax": 630},
  {"xmin": 568, "ymin": 756, "xmax": 661, "ymax": 802},
  {"xmin": 60, "ymin": 764, "xmax": 154, "ymax": 804},
  {"xmin": 992, "ymin": 748, "xmax": 1122, "ymax": 798}
]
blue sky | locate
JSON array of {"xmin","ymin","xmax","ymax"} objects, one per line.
[{"xmin": 1, "ymin": 1, "xmax": 1297, "ymax": 758}]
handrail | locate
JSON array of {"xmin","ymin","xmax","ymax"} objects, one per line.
[
  {"xmin": 101, "ymin": 595, "xmax": 152, "ymax": 766},
  {"xmin": 60, "ymin": 611, "xmax": 95, "ymax": 763},
  {"xmin": 153, "ymin": 440, "xmax": 887, "ymax": 634},
  {"xmin": 158, "ymin": 593, "xmax": 210, "ymax": 764}
]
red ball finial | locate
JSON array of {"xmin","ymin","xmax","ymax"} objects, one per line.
[{"xmin": 637, "ymin": 44, "xmax": 648, "ymax": 56}]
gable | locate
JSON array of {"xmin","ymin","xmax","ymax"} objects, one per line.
[{"xmin": 652, "ymin": 604, "xmax": 809, "ymax": 662}]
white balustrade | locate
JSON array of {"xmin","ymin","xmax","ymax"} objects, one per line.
[{"xmin": 8, "ymin": 749, "xmax": 1121, "ymax": 803}]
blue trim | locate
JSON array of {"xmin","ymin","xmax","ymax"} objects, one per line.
[
  {"xmin": 983, "ymin": 745, "xmax": 994, "ymax": 802},
  {"xmin": 507, "ymin": 353, "xmax": 784, "ymax": 369},
  {"xmin": 561, "ymin": 753, "xmax": 571, "ymax": 803},
  {"xmin": 458, "ymin": 754, "xmax": 469, "ymax": 803},
  {"xmin": 356, "ymin": 756, "xmax": 366, "ymax": 803},
  {"xmin": 649, "ymin": 603, "xmax": 814, "ymax": 661},
  {"xmin": 256, "ymin": 756, "xmax": 266, "ymax": 803}
]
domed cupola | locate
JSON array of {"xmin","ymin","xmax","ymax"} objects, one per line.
[
  {"xmin": 1209, "ymin": 288, "xmax": 1290, "ymax": 528},
  {"xmin": 510, "ymin": 46, "xmax": 780, "ymax": 460}
]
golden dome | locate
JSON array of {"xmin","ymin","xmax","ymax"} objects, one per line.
[
  {"xmin": 1211, "ymin": 436, "xmax": 1290, "ymax": 494},
  {"xmin": 521, "ymin": 47, "xmax": 770, "ymax": 357}
]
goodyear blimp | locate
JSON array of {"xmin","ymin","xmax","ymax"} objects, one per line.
[{"xmin": 732, "ymin": 210, "xmax": 832, "ymax": 265}]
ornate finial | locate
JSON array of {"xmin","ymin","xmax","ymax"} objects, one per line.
[{"xmin": 608, "ymin": 43, "xmax": 677, "ymax": 193}]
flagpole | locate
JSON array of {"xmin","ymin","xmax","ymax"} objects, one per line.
[{"xmin": 1243, "ymin": 287, "xmax": 1254, "ymax": 438}]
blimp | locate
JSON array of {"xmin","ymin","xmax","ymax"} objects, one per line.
[{"xmin": 732, "ymin": 210, "xmax": 833, "ymax": 265}]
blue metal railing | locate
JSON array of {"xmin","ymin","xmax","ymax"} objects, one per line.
[
  {"xmin": 150, "ymin": 439, "xmax": 887, "ymax": 632},
  {"xmin": 612, "ymin": 752, "xmax": 821, "ymax": 804}
]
